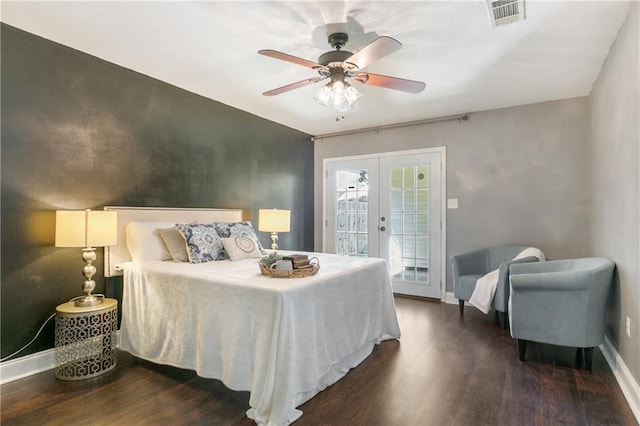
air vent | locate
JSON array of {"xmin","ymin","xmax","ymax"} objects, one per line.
[{"xmin": 487, "ymin": 0, "xmax": 525, "ymax": 27}]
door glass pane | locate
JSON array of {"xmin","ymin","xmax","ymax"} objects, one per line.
[
  {"xmin": 416, "ymin": 166, "xmax": 428, "ymax": 188},
  {"xmin": 348, "ymin": 233, "xmax": 357, "ymax": 255},
  {"xmin": 390, "ymin": 167, "xmax": 403, "ymax": 189},
  {"xmin": 357, "ymin": 213, "xmax": 367, "ymax": 232},
  {"xmin": 416, "ymin": 236, "xmax": 428, "ymax": 259},
  {"xmin": 391, "ymin": 213, "xmax": 402, "ymax": 234},
  {"xmin": 404, "ymin": 190, "xmax": 415, "ymax": 211},
  {"xmin": 403, "ymin": 236, "xmax": 415, "ymax": 258},
  {"xmin": 388, "ymin": 164, "xmax": 430, "ymax": 284},
  {"xmin": 403, "ymin": 214, "xmax": 415, "ymax": 234},
  {"xmin": 336, "ymin": 233, "xmax": 346, "ymax": 254},
  {"xmin": 417, "ymin": 189, "xmax": 428, "ymax": 210},
  {"xmin": 348, "ymin": 212, "xmax": 356, "ymax": 232},
  {"xmin": 403, "ymin": 166, "xmax": 415, "ymax": 189},
  {"xmin": 391, "ymin": 190, "xmax": 403, "ymax": 211},
  {"xmin": 334, "ymin": 169, "xmax": 369, "ymax": 257},
  {"xmin": 357, "ymin": 234, "xmax": 368, "ymax": 256},
  {"xmin": 416, "ymin": 259, "xmax": 429, "ymax": 282},
  {"xmin": 416, "ymin": 214, "xmax": 428, "ymax": 234},
  {"xmin": 337, "ymin": 212, "xmax": 346, "ymax": 231}
]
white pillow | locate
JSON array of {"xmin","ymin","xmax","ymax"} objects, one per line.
[
  {"xmin": 125, "ymin": 221, "xmax": 175, "ymax": 262},
  {"xmin": 221, "ymin": 236, "xmax": 263, "ymax": 261}
]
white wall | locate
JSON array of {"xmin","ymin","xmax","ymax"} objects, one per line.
[
  {"xmin": 314, "ymin": 97, "xmax": 590, "ymax": 292},
  {"xmin": 589, "ymin": 1, "xmax": 639, "ymax": 389}
]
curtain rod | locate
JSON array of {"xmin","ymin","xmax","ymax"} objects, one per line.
[{"xmin": 311, "ymin": 113, "xmax": 470, "ymax": 141}]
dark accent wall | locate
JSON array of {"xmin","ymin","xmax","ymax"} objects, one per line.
[{"xmin": 1, "ymin": 24, "xmax": 314, "ymax": 359}]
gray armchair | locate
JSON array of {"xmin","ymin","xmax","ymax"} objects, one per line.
[
  {"xmin": 508, "ymin": 257, "xmax": 615, "ymax": 370},
  {"xmin": 450, "ymin": 245, "xmax": 540, "ymax": 327}
]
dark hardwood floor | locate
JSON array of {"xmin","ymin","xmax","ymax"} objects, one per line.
[{"xmin": 2, "ymin": 296, "xmax": 637, "ymax": 425}]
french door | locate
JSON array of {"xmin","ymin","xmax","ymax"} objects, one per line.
[{"xmin": 324, "ymin": 149, "xmax": 444, "ymax": 299}]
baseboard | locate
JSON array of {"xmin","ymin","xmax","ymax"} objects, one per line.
[
  {"xmin": 445, "ymin": 291, "xmax": 472, "ymax": 306},
  {"xmin": 445, "ymin": 291, "xmax": 458, "ymax": 305},
  {"xmin": 0, "ymin": 330, "xmax": 122, "ymax": 385},
  {"xmin": 0, "ymin": 348, "xmax": 55, "ymax": 385},
  {"xmin": 600, "ymin": 335, "xmax": 640, "ymax": 423}
]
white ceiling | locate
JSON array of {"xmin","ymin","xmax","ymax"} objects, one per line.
[{"xmin": 1, "ymin": 1, "xmax": 632, "ymax": 136}]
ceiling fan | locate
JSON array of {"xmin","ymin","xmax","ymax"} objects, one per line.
[{"xmin": 258, "ymin": 33, "xmax": 426, "ymax": 113}]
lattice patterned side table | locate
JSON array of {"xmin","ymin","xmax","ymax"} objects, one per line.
[{"xmin": 55, "ymin": 298, "xmax": 118, "ymax": 380}]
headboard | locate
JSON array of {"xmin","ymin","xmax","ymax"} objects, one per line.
[{"xmin": 103, "ymin": 206, "xmax": 243, "ymax": 277}]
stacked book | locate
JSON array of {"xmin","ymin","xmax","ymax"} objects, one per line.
[{"xmin": 283, "ymin": 254, "xmax": 313, "ymax": 270}]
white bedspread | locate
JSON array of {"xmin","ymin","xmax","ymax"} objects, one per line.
[{"xmin": 119, "ymin": 252, "xmax": 401, "ymax": 425}]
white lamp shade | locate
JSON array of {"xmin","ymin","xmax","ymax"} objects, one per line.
[
  {"xmin": 258, "ymin": 209, "xmax": 290, "ymax": 233},
  {"xmin": 55, "ymin": 210, "xmax": 118, "ymax": 247}
]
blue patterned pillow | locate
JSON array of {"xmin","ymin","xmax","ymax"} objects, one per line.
[
  {"xmin": 175, "ymin": 224, "xmax": 225, "ymax": 263},
  {"xmin": 213, "ymin": 221, "xmax": 266, "ymax": 255}
]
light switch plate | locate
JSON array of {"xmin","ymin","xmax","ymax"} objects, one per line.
[{"xmin": 447, "ymin": 198, "xmax": 459, "ymax": 209}]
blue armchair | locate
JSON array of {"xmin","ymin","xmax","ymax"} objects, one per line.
[
  {"xmin": 450, "ymin": 245, "xmax": 540, "ymax": 327},
  {"xmin": 508, "ymin": 257, "xmax": 615, "ymax": 370}
]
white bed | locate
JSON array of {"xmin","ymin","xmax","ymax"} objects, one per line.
[{"xmin": 104, "ymin": 206, "xmax": 401, "ymax": 426}]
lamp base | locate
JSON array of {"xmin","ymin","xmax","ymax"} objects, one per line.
[
  {"xmin": 75, "ymin": 247, "xmax": 103, "ymax": 307},
  {"xmin": 74, "ymin": 294, "xmax": 104, "ymax": 307},
  {"xmin": 270, "ymin": 232, "xmax": 279, "ymax": 251}
]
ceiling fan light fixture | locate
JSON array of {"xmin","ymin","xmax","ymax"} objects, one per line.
[
  {"xmin": 315, "ymin": 67, "xmax": 362, "ymax": 112},
  {"xmin": 315, "ymin": 80, "xmax": 362, "ymax": 112}
]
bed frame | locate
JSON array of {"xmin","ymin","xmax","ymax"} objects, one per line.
[{"xmin": 103, "ymin": 206, "xmax": 243, "ymax": 277}]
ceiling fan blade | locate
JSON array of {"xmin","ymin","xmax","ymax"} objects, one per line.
[
  {"xmin": 345, "ymin": 36, "xmax": 402, "ymax": 70},
  {"xmin": 263, "ymin": 77, "xmax": 326, "ymax": 96},
  {"xmin": 356, "ymin": 72, "xmax": 426, "ymax": 94},
  {"xmin": 258, "ymin": 49, "xmax": 323, "ymax": 69}
]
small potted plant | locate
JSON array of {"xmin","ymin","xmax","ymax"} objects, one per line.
[{"xmin": 260, "ymin": 252, "xmax": 282, "ymax": 269}]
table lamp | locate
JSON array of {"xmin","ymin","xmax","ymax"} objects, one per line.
[
  {"xmin": 258, "ymin": 209, "xmax": 290, "ymax": 250},
  {"xmin": 55, "ymin": 209, "xmax": 117, "ymax": 307}
]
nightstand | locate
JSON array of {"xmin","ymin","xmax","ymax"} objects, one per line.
[{"xmin": 54, "ymin": 298, "xmax": 118, "ymax": 380}]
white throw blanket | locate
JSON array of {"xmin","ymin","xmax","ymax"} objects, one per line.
[{"xmin": 469, "ymin": 247, "xmax": 545, "ymax": 314}]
